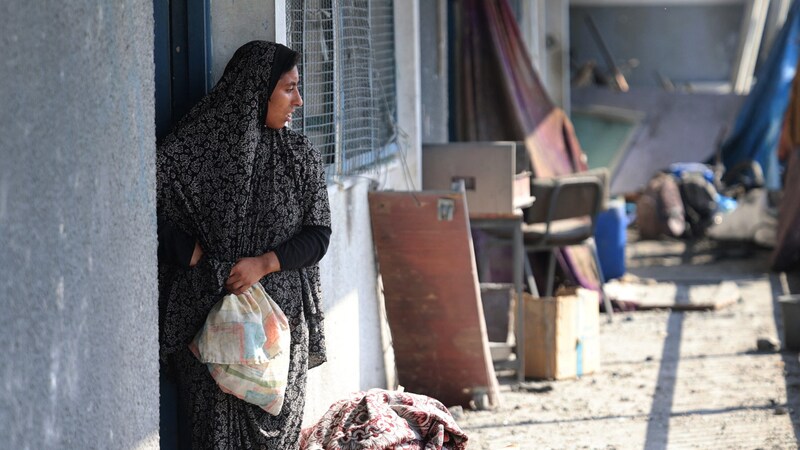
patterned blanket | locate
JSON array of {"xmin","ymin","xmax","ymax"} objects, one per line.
[{"xmin": 301, "ymin": 389, "xmax": 469, "ymax": 449}]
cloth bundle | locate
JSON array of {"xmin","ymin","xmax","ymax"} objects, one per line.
[
  {"xmin": 190, "ymin": 282, "xmax": 291, "ymax": 415},
  {"xmin": 300, "ymin": 389, "xmax": 469, "ymax": 450}
]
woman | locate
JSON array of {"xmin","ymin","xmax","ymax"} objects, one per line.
[{"xmin": 157, "ymin": 41, "xmax": 331, "ymax": 449}]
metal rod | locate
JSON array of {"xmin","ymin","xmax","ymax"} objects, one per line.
[{"xmin": 584, "ymin": 14, "xmax": 629, "ymax": 92}]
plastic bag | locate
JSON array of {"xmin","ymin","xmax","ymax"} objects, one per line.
[{"xmin": 189, "ymin": 282, "xmax": 291, "ymax": 415}]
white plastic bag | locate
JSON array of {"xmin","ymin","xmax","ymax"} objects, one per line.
[{"xmin": 189, "ymin": 282, "xmax": 291, "ymax": 415}]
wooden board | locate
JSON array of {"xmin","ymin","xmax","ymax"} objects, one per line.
[
  {"xmin": 604, "ymin": 279, "xmax": 741, "ymax": 311},
  {"xmin": 369, "ymin": 191, "xmax": 500, "ymax": 408}
]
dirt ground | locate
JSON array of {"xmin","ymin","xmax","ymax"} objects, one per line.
[{"xmin": 457, "ymin": 236, "xmax": 800, "ymax": 449}]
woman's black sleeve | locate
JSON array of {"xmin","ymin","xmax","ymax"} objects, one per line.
[
  {"xmin": 157, "ymin": 216, "xmax": 195, "ymax": 268},
  {"xmin": 273, "ymin": 225, "xmax": 332, "ymax": 270}
]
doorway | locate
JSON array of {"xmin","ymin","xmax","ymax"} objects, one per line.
[
  {"xmin": 153, "ymin": 1, "xmax": 211, "ymax": 447},
  {"xmin": 154, "ymin": 0, "xmax": 211, "ymax": 141}
]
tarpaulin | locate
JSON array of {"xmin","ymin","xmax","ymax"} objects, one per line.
[{"xmin": 719, "ymin": 0, "xmax": 800, "ymax": 189}]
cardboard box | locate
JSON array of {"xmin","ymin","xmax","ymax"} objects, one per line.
[
  {"xmin": 524, "ymin": 288, "xmax": 600, "ymax": 380},
  {"xmin": 422, "ymin": 142, "xmax": 533, "ymax": 216}
]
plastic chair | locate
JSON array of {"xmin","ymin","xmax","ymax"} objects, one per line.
[{"xmin": 522, "ymin": 170, "xmax": 615, "ymax": 320}]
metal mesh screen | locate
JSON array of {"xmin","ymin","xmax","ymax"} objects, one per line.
[
  {"xmin": 287, "ymin": 0, "xmax": 396, "ymax": 176},
  {"xmin": 287, "ymin": 0, "xmax": 336, "ymax": 165},
  {"xmin": 369, "ymin": 1, "xmax": 397, "ymax": 165}
]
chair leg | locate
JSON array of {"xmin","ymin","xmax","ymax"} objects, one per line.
[
  {"xmin": 523, "ymin": 254, "xmax": 540, "ymax": 297},
  {"xmin": 545, "ymin": 250, "xmax": 556, "ymax": 298},
  {"xmin": 477, "ymin": 237, "xmax": 492, "ymax": 282},
  {"xmin": 588, "ymin": 237, "xmax": 614, "ymax": 323}
]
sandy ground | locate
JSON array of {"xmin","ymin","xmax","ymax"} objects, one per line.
[{"xmin": 457, "ymin": 237, "xmax": 800, "ymax": 450}]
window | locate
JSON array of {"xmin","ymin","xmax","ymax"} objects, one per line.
[{"xmin": 287, "ymin": 0, "xmax": 397, "ymax": 177}]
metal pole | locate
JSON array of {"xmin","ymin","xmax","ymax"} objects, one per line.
[
  {"xmin": 584, "ymin": 14, "xmax": 629, "ymax": 92},
  {"xmin": 514, "ymin": 221, "xmax": 525, "ymax": 383},
  {"xmin": 333, "ymin": 0, "xmax": 344, "ymax": 177}
]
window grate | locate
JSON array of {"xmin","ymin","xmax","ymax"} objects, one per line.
[{"xmin": 287, "ymin": 0, "xmax": 396, "ymax": 176}]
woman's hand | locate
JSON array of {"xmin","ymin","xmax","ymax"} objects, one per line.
[
  {"xmin": 225, "ymin": 252, "xmax": 281, "ymax": 294},
  {"xmin": 189, "ymin": 241, "xmax": 204, "ymax": 267}
]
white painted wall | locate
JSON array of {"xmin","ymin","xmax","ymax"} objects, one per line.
[
  {"xmin": 209, "ymin": 0, "xmax": 281, "ymax": 84},
  {"xmin": 393, "ymin": 0, "xmax": 423, "ymax": 189},
  {"xmin": 306, "ymin": 178, "xmax": 388, "ymax": 423},
  {"xmin": 209, "ymin": 0, "xmax": 422, "ymax": 425}
]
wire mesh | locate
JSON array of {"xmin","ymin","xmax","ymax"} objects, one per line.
[
  {"xmin": 286, "ymin": 0, "xmax": 336, "ymax": 165},
  {"xmin": 368, "ymin": 0, "xmax": 397, "ymax": 167},
  {"xmin": 287, "ymin": 0, "xmax": 396, "ymax": 176}
]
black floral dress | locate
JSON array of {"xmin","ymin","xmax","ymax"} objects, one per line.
[{"xmin": 157, "ymin": 41, "xmax": 331, "ymax": 449}]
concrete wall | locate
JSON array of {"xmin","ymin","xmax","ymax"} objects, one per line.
[
  {"xmin": 570, "ymin": 4, "xmax": 745, "ymax": 88},
  {"xmin": 516, "ymin": 0, "xmax": 548, "ymax": 79},
  {"xmin": 305, "ymin": 179, "xmax": 387, "ymax": 423},
  {"xmin": 507, "ymin": 0, "xmax": 571, "ymax": 111},
  {"xmin": 210, "ymin": 0, "xmax": 283, "ymax": 84},
  {"xmin": 0, "ymin": 2, "xmax": 159, "ymax": 449}
]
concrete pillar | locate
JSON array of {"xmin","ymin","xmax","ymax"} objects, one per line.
[
  {"xmin": 0, "ymin": 2, "xmax": 159, "ymax": 448},
  {"xmin": 420, "ymin": 0, "xmax": 449, "ymax": 144},
  {"xmin": 391, "ymin": 0, "xmax": 423, "ymax": 188}
]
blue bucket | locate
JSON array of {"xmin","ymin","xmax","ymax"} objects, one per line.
[{"xmin": 594, "ymin": 198, "xmax": 627, "ymax": 280}]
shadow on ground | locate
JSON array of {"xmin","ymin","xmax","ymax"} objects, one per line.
[{"xmin": 636, "ymin": 239, "xmax": 800, "ymax": 446}]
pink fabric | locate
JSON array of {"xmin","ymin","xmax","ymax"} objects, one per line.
[{"xmin": 300, "ymin": 389, "xmax": 469, "ymax": 450}]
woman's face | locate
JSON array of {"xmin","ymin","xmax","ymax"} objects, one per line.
[{"xmin": 266, "ymin": 66, "xmax": 303, "ymax": 129}]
